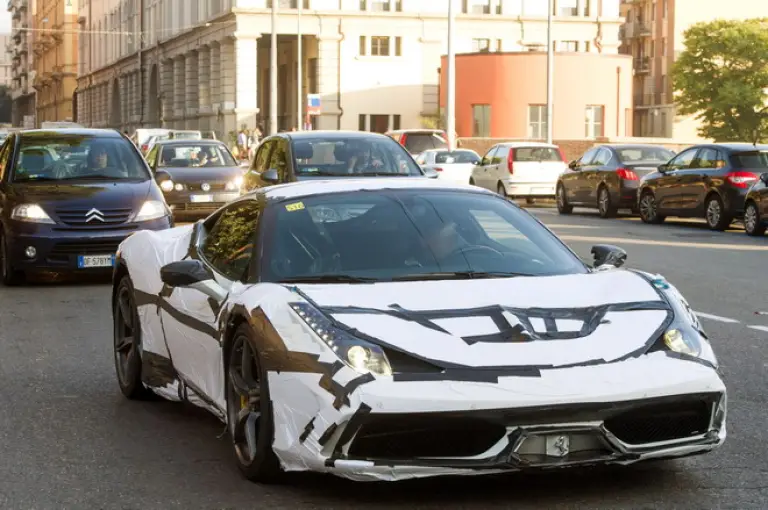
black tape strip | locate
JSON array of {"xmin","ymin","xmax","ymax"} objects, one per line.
[
  {"xmin": 140, "ymin": 350, "xmax": 179, "ymax": 387},
  {"xmin": 543, "ymin": 316, "xmax": 558, "ymax": 333},
  {"xmin": 325, "ymin": 403, "xmax": 373, "ymax": 468},
  {"xmin": 663, "ymin": 350, "xmax": 716, "ymax": 370},
  {"xmin": 463, "ymin": 323, "xmax": 533, "ymax": 345},
  {"xmin": 393, "ymin": 366, "xmax": 539, "ymax": 383},
  {"xmin": 333, "ymin": 372, "xmax": 375, "ymax": 410},
  {"xmin": 317, "ymin": 422, "xmax": 338, "ymax": 446},
  {"xmin": 299, "ymin": 417, "xmax": 315, "ymax": 443},
  {"xmin": 134, "ymin": 289, "xmax": 219, "ymax": 340}
]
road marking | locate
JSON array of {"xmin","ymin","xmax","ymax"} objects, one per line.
[
  {"xmin": 557, "ymin": 234, "xmax": 768, "ymax": 251},
  {"xmin": 694, "ymin": 312, "xmax": 740, "ymax": 324},
  {"xmin": 748, "ymin": 325, "xmax": 768, "ymax": 333}
]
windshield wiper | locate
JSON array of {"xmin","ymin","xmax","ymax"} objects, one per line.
[
  {"xmin": 61, "ymin": 174, "xmax": 121, "ymax": 180},
  {"xmin": 390, "ymin": 271, "xmax": 530, "ymax": 281},
  {"xmin": 278, "ymin": 274, "xmax": 379, "ymax": 284},
  {"xmin": 298, "ymin": 170, "xmax": 344, "ymax": 176}
]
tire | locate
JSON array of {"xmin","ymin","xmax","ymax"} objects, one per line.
[
  {"xmin": 744, "ymin": 201, "xmax": 766, "ymax": 237},
  {"xmin": 497, "ymin": 183, "xmax": 507, "ymax": 198},
  {"xmin": 704, "ymin": 194, "xmax": 732, "ymax": 231},
  {"xmin": 0, "ymin": 231, "xmax": 24, "ymax": 286},
  {"xmin": 113, "ymin": 275, "xmax": 154, "ymax": 399},
  {"xmin": 226, "ymin": 324, "xmax": 283, "ymax": 483},
  {"xmin": 639, "ymin": 191, "xmax": 665, "ymax": 224},
  {"xmin": 597, "ymin": 185, "xmax": 618, "ymax": 218},
  {"xmin": 468, "ymin": 177, "xmax": 475, "ymax": 185},
  {"xmin": 556, "ymin": 183, "xmax": 573, "ymax": 214}
]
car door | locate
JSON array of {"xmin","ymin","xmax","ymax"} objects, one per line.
[
  {"xmin": 561, "ymin": 148, "xmax": 598, "ymax": 204},
  {"xmin": 491, "ymin": 145, "xmax": 511, "ymax": 190},
  {"xmin": 584, "ymin": 147, "xmax": 612, "ymax": 204},
  {"xmin": 474, "ymin": 146, "xmax": 498, "ymax": 190},
  {"xmin": 243, "ymin": 140, "xmax": 274, "ymax": 191},
  {"xmin": 162, "ymin": 199, "xmax": 263, "ymax": 406},
  {"xmin": 268, "ymin": 137, "xmax": 291, "ymax": 183},
  {"xmin": 656, "ymin": 148, "xmax": 699, "ymax": 212},
  {"xmin": 680, "ymin": 147, "xmax": 721, "ymax": 214}
]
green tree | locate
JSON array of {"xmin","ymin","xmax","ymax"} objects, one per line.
[{"xmin": 672, "ymin": 18, "xmax": 768, "ymax": 142}]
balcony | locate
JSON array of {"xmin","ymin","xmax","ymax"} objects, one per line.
[
  {"xmin": 626, "ymin": 21, "xmax": 651, "ymax": 38},
  {"xmin": 634, "ymin": 56, "xmax": 650, "ymax": 74}
]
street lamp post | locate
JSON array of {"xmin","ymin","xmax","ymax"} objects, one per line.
[
  {"xmin": 297, "ymin": 1, "xmax": 302, "ymax": 131},
  {"xmin": 546, "ymin": 0, "xmax": 554, "ymax": 144},
  {"xmin": 270, "ymin": 1, "xmax": 278, "ymax": 135},
  {"xmin": 446, "ymin": 0, "xmax": 456, "ymax": 150}
]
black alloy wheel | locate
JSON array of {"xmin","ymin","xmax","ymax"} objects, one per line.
[
  {"xmin": 0, "ymin": 232, "xmax": 23, "ymax": 286},
  {"xmin": 226, "ymin": 324, "xmax": 282, "ymax": 482},
  {"xmin": 597, "ymin": 185, "xmax": 617, "ymax": 218},
  {"xmin": 704, "ymin": 194, "xmax": 732, "ymax": 231},
  {"xmin": 639, "ymin": 191, "xmax": 665, "ymax": 224},
  {"xmin": 113, "ymin": 275, "xmax": 152, "ymax": 399},
  {"xmin": 744, "ymin": 201, "xmax": 766, "ymax": 236},
  {"xmin": 556, "ymin": 183, "xmax": 573, "ymax": 214}
]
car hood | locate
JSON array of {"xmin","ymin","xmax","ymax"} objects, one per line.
[
  {"xmin": 291, "ymin": 269, "xmax": 672, "ymax": 369},
  {"xmin": 295, "ymin": 174, "xmax": 430, "ymax": 181},
  {"xmin": 10, "ymin": 180, "xmax": 153, "ymax": 211},
  {"xmin": 157, "ymin": 166, "xmax": 243, "ymax": 183}
]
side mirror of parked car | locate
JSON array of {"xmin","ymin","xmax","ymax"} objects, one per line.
[
  {"xmin": 591, "ymin": 244, "xmax": 627, "ymax": 269},
  {"xmin": 657, "ymin": 164, "xmax": 669, "ymax": 173},
  {"xmin": 761, "ymin": 172, "xmax": 768, "ymax": 184},
  {"xmin": 568, "ymin": 160, "xmax": 578, "ymax": 170},
  {"xmin": 261, "ymin": 168, "xmax": 279, "ymax": 184},
  {"xmin": 160, "ymin": 259, "xmax": 228, "ymax": 301}
]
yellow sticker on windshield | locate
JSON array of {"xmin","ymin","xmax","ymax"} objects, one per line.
[{"xmin": 285, "ymin": 202, "xmax": 305, "ymax": 212}]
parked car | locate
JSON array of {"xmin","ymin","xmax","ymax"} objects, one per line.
[
  {"xmin": 557, "ymin": 144, "xmax": 676, "ymax": 218},
  {"xmin": 471, "ymin": 142, "xmax": 567, "ymax": 202},
  {"xmin": 637, "ymin": 143, "xmax": 767, "ymax": 230},
  {"xmin": 385, "ymin": 129, "xmax": 449, "ymax": 157},
  {"xmin": 112, "ymin": 177, "xmax": 726, "ymax": 483},
  {"xmin": 241, "ymin": 131, "xmax": 429, "ymax": 191},
  {"xmin": 0, "ymin": 128, "xmax": 172, "ymax": 285},
  {"xmin": 144, "ymin": 139, "xmax": 244, "ymax": 219},
  {"xmin": 743, "ymin": 168, "xmax": 768, "ymax": 236},
  {"xmin": 415, "ymin": 148, "xmax": 480, "ymax": 185}
]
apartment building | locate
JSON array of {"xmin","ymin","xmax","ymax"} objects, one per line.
[
  {"xmin": 8, "ymin": 0, "xmax": 36, "ymax": 127},
  {"xmin": 75, "ymin": 0, "xmax": 622, "ymax": 139},
  {"xmin": 620, "ymin": 0, "xmax": 768, "ymax": 141},
  {"xmin": 0, "ymin": 34, "xmax": 13, "ymax": 88}
]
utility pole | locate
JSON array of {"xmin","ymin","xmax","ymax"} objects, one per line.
[
  {"xmin": 270, "ymin": 0, "xmax": 278, "ymax": 135},
  {"xmin": 446, "ymin": 0, "xmax": 456, "ymax": 150},
  {"xmin": 297, "ymin": 1, "xmax": 302, "ymax": 131},
  {"xmin": 546, "ymin": 0, "xmax": 554, "ymax": 144}
]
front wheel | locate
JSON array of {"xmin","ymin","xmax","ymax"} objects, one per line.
[
  {"xmin": 113, "ymin": 275, "xmax": 153, "ymax": 399},
  {"xmin": 0, "ymin": 232, "xmax": 24, "ymax": 286},
  {"xmin": 744, "ymin": 201, "xmax": 766, "ymax": 236},
  {"xmin": 226, "ymin": 324, "xmax": 283, "ymax": 483},
  {"xmin": 705, "ymin": 195, "xmax": 732, "ymax": 231},
  {"xmin": 597, "ymin": 185, "xmax": 617, "ymax": 218},
  {"xmin": 639, "ymin": 191, "xmax": 665, "ymax": 224}
]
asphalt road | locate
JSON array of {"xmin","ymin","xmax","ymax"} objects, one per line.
[{"xmin": 1, "ymin": 205, "xmax": 766, "ymax": 509}]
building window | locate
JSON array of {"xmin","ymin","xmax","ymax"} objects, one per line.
[
  {"xmin": 359, "ymin": 36, "xmax": 366, "ymax": 55},
  {"xmin": 360, "ymin": 36, "xmax": 401, "ymax": 56},
  {"xmin": 359, "ymin": 114, "xmax": 399, "ymax": 133},
  {"xmin": 559, "ymin": 41, "xmax": 578, "ymax": 52},
  {"xmin": 360, "ymin": 0, "xmax": 402, "ymax": 11},
  {"xmin": 528, "ymin": 105, "xmax": 547, "ymax": 140},
  {"xmin": 268, "ymin": 0, "xmax": 309, "ymax": 8},
  {"xmin": 650, "ymin": 40, "xmax": 655, "ymax": 57},
  {"xmin": 660, "ymin": 111, "xmax": 667, "ymax": 137},
  {"xmin": 463, "ymin": 0, "xmax": 491, "ymax": 15},
  {"xmin": 557, "ymin": 0, "xmax": 577, "ymax": 16},
  {"xmin": 358, "ymin": 114, "xmax": 366, "ymax": 131},
  {"xmin": 651, "ymin": 1, "xmax": 656, "ymax": 20},
  {"xmin": 395, "ymin": 36, "xmax": 402, "ymax": 56},
  {"xmin": 473, "ymin": 38, "xmax": 491, "ymax": 52},
  {"xmin": 371, "ymin": 36, "xmax": 390, "ymax": 55},
  {"xmin": 472, "ymin": 104, "xmax": 491, "ymax": 137},
  {"xmin": 585, "ymin": 105, "xmax": 604, "ymax": 138},
  {"xmin": 393, "ymin": 114, "xmax": 401, "ymax": 130}
]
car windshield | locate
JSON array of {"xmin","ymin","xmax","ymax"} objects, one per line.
[
  {"xmin": 617, "ymin": 147, "xmax": 676, "ymax": 164},
  {"xmin": 514, "ymin": 147, "xmax": 563, "ymax": 162},
  {"xmin": 158, "ymin": 143, "xmax": 237, "ymax": 168},
  {"xmin": 11, "ymin": 134, "xmax": 149, "ymax": 183},
  {"xmin": 291, "ymin": 137, "xmax": 423, "ymax": 177},
  {"xmin": 731, "ymin": 150, "xmax": 768, "ymax": 169},
  {"xmin": 434, "ymin": 150, "xmax": 480, "ymax": 164},
  {"xmin": 261, "ymin": 189, "xmax": 587, "ymax": 282}
]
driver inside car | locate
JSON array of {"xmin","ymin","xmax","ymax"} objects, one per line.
[
  {"xmin": 87, "ymin": 143, "xmax": 110, "ymax": 170},
  {"xmin": 338, "ymin": 142, "xmax": 383, "ymax": 174}
]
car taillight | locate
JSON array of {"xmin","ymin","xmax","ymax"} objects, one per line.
[
  {"xmin": 141, "ymin": 144, "xmax": 148, "ymax": 151},
  {"xmin": 400, "ymin": 134, "xmax": 408, "ymax": 148},
  {"xmin": 725, "ymin": 170, "xmax": 758, "ymax": 188},
  {"xmin": 617, "ymin": 168, "xmax": 639, "ymax": 180},
  {"xmin": 434, "ymin": 167, "xmax": 443, "ymax": 172},
  {"xmin": 507, "ymin": 150, "xmax": 514, "ymax": 174}
]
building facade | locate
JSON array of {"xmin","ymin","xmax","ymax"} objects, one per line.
[
  {"xmin": 620, "ymin": 0, "xmax": 768, "ymax": 141},
  {"xmin": 440, "ymin": 52, "xmax": 633, "ymax": 139},
  {"xmin": 76, "ymin": 0, "xmax": 623, "ymax": 141},
  {"xmin": 32, "ymin": 0, "xmax": 78, "ymax": 124},
  {"xmin": 0, "ymin": 34, "xmax": 13, "ymax": 88},
  {"xmin": 8, "ymin": 0, "xmax": 36, "ymax": 128}
]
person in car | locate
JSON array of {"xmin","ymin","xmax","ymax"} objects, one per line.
[
  {"xmin": 87, "ymin": 143, "xmax": 110, "ymax": 170},
  {"xmin": 340, "ymin": 142, "xmax": 384, "ymax": 174}
]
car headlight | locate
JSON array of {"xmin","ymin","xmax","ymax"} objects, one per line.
[
  {"xmin": 290, "ymin": 302, "xmax": 392, "ymax": 376},
  {"xmin": 660, "ymin": 327, "xmax": 718, "ymax": 366},
  {"xmin": 226, "ymin": 176, "xmax": 244, "ymax": 191},
  {"xmin": 11, "ymin": 204, "xmax": 55, "ymax": 224},
  {"xmin": 134, "ymin": 200, "xmax": 167, "ymax": 222},
  {"xmin": 160, "ymin": 180, "xmax": 174, "ymax": 192}
]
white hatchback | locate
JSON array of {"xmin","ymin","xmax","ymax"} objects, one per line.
[
  {"xmin": 471, "ymin": 142, "xmax": 567, "ymax": 200},
  {"xmin": 415, "ymin": 148, "xmax": 481, "ymax": 185}
]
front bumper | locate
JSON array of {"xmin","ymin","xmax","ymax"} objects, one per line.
[
  {"xmin": 5, "ymin": 216, "xmax": 172, "ymax": 273},
  {"xmin": 269, "ymin": 352, "xmax": 726, "ymax": 481},
  {"xmin": 164, "ymin": 190, "xmax": 242, "ymax": 215}
]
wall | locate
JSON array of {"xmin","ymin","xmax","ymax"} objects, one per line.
[{"xmin": 440, "ymin": 52, "xmax": 633, "ymax": 139}]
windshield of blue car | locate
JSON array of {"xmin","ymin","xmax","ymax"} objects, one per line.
[
  {"xmin": 261, "ymin": 189, "xmax": 587, "ymax": 282},
  {"xmin": 11, "ymin": 135, "xmax": 150, "ymax": 183},
  {"xmin": 434, "ymin": 150, "xmax": 480, "ymax": 164},
  {"xmin": 291, "ymin": 137, "xmax": 423, "ymax": 177},
  {"xmin": 158, "ymin": 144, "xmax": 237, "ymax": 168},
  {"xmin": 617, "ymin": 147, "xmax": 676, "ymax": 164}
]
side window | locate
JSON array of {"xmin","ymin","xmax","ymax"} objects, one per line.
[
  {"xmin": 0, "ymin": 141, "xmax": 11, "ymax": 180},
  {"xmin": 668, "ymin": 148, "xmax": 698, "ymax": 170},
  {"xmin": 146, "ymin": 145, "xmax": 159, "ymax": 169},
  {"xmin": 267, "ymin": 138, "xmax": 289, "ymax": 181},
  {"xmin": 201, "ymin": 200, "xmax": 262, "ymax": 281},
  {"xmin": 481, "ymin": 147, "xmax": 497, "ymax": 165},
  {"xmin": 579, "ymin": 148, "xmax": 599, "ymax": 166},
  {"xmin": 493, "ymin": 146, "xmax": 510, "ymax": 165},
  {"xmin": 252, "ymin": 140, "xmax": 273, "ymax": 172},
  {"xmin": 693, "ymin": 148, "xmax": 724, "ymax": 169},
  {"xmin": 592, "ymin": 148, "xmax": 611, "ymax": 166}
]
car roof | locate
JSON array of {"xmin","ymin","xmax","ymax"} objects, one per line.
[
  {"xmin": 17, "ymin": 128, "xmax": 123, "ymax": 138},
  {"xmin": 688, "ymin": 142, "xmax": 768, "ymax": 152},
  {"xmin": 154, "ymin": 138, "xmax": 224, "ymax": 146},
  {"xmin": 272, "ymin": 130, "xmax": 394, "ymax": 142},
  {"xmin": 495, "ymin": 142, "xmax": 558, "ymax": 148},
  {"xmin": 386, "ymin": 129, "xmax": 445, "ymax": 134},
  {"xmin": 602, "ymin": 144, "xmax": 676, "ymax": 150},
  {"xmin": 252, "ymin": 177, "xmax": 495, "ymax": 201}
]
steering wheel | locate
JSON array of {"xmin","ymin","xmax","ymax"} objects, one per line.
[{"xmin": 447, "ymin": 244, "xmax": 504, "ymax": 259}]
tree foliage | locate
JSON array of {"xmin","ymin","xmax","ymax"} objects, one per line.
[{"xmin": 672, "ymin": 18, "xmax": 768, "ymax": 142}]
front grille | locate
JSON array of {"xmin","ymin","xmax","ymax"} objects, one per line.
[
  {"xmin": 186, "ymin": 182, "xmax": 227, "ymax": 192},
  {"xmin": 604, "ymin": 400, "xmax": 712, "ymax": 445},
  {"xmin": 50, "ymin": 240, "xmax": 123, "ymax": 256},
  {"xmin": 56, "ymin": 207, "xmax": 133, "ymax": 226}
]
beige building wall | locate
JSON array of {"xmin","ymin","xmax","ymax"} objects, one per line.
[
  {"xmin": 0, "ymin": 34, "xmax": 13, "ymax": 88},
  {"xmin": 8, "ymin": 0, "xmax": 36, "ymax": 127}
]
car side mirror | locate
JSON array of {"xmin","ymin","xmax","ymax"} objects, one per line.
[
  {"xmin": 261, "ymin": 168, "xmax": 279, "ymax": 184},
  {"xmin": 154, "ymin": 170, "xmax": 170, "ymax": 182},
  {"xmin": 658, "ymin": 164, "xmax": 669, "ymax": 173},
  {"xmin": 568, "ymin": 160, "xmax": 578, "ymax": 170},
  {"xmin": 423, "ymin": 167, "xmax": 439, "ymax": 178},
  {"xmin": 761, "ymin": 172, "xmax": 768, "ymax": 184},
  {"xmin": 591, "ymin": 244, "xmax": 627, "ymax": 269},
  {"xmin": 160, "ymin": 260, "xmax": 228, "ymax": 301}
]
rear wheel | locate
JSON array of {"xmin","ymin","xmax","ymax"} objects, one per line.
[
  {"xmin": 556, "ymin": 183, "xmax": 573, "ymax": 214},
  {"xmin": 705, "ymin": 194, "xmax": 732, "ymax": 231},
  {"xmin": 113, "ymin": 275, "xmax": 153, "ymax": 399},
  {"xmin": 0, "ymin": 231, "xmax": 24, "ymax": 286},
  {"xmin": 597, "ymin": 185, "xmax": 617, "ymax": 218},
  {"xmin": 744, "ymin": 201, "xmax": 766, "ymax": 236},
  {"xmin": 639, "ymin": 191, "xmax": 665, "ymax": 224}
]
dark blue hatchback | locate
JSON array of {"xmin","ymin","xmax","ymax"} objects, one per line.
[{"xmin": 0, "ymin": 128, "xmax": 173, "ymax": 285}]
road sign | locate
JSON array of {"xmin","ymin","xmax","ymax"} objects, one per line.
[{"xmin": 307, "ymin": 94, "xmax": 321, "ymax": 116}]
